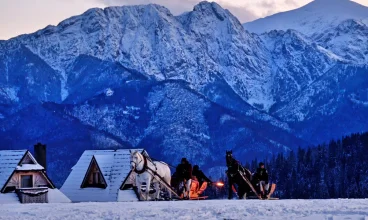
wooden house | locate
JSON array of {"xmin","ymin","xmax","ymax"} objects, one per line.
[
  {"xmin": 0, "ymin": 150, "xmax": 71, "ymax": 204},
  {"xmin": 61, "ymin": 149, "xmax": 143, "ymax": 202}
]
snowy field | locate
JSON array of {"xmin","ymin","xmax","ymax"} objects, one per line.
[{"xmin": 0, "ymin": 199, "xmax": 367, "ymax": 220}]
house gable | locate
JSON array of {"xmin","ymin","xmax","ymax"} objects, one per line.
[
  {"xmin": 0, "ymin": 150, "xmax": 55, "ymax": 193},
  {"xmin": 19, "ymin": 152, "xmax": 37, "ymax": 165},
  {"xmin": 81, "ymin": 156, "xmax": 107, "ymax": 189}
]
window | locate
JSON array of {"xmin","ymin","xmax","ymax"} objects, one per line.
[
  {"xmin": 93, "ymin": 172, "xmax": 100, "ymax": 185},
  {"xmin": 82, "ymin": 171, "xmax": 105, "ymax": 188},
  {"xmin": 21, "ymin": 175, "xmax": 33, "ymax": 188},
  {"xmin": 80, "ymin": 157, "xmax": 107, "ymax": 189}
]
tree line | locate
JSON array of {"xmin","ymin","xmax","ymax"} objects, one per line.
[
  {"xmin": 246, "ymin": 132, "xmax": 368, "ymax": 199},
  {"xmin": 206, "ymin": 132, "xmax": 368, "ymax": 199}
]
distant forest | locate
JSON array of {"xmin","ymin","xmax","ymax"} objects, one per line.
[
  {"xmin": 210, "ymin": 132, "xmax": 368, "ymax": 199},
  {"xmin": 246, "ymin": 132, "xmax": 368, "ymax": 199}
]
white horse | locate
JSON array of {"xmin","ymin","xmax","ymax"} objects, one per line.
[{"xmin": 130, "ymin": 151, "xmax": 172, "ymax": 201}]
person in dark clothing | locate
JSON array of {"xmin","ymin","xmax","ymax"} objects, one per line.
[
  {"xmin": 176, "ymin": 158, "xmax": 192, "ymax": 181},
  {"xmin": 175, "ymin": 158, "xmax": 192, "ymax": 198},
  {"xmin": 253, "ymin": 162, "xmax": 269, "ymax": 198},
  {"xmin": 192, "ymin": 165, "xmax": 211, "ymax": 187}
]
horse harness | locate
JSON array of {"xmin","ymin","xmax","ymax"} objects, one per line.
[
  {"xmin": 131, "ymin": 153, "xmax": 181, "ymax": 198},
  {"xmin": 132, "ymin": 153, "xmax": 158, "ymax": 176}
]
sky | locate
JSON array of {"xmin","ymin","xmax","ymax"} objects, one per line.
[{"xmin": 0, "ymin": 0, "xmax": 367, "ymax": 40}]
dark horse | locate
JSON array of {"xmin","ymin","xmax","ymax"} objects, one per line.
[{"xmin": 226, "ymin": 150, "xmax": 254, "ymax": 199}]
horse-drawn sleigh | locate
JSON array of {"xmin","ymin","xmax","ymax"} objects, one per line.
[
  {"xmin": 124, "ymin": 150, "xmax": 276, "ymax": 201},
  {"xmin": 226, "ymin": 150, "xmax": 277, "ymax": 200}
]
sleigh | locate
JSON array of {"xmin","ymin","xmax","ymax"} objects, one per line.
[
  {"xmin": 122, "ymin": 150, "xmax": 224, "ymax": 201},
  {"xmin": 171, "ymin": 176, "xmax": 224, "ymax": 200},
  {"xmin": 245, "ymin": 183, "xmax": 277, "ymax": 200},
  {"xmin": 171, "ymin": 176, "xmax": 208, "ymax": 200},
  {"xmin": 235, "ymin": 168, "xmax": 278, "ymax": 200}
]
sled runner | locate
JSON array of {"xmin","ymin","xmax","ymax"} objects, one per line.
[
  {"xmin": 266, "ymin": 183, "xmax": 276, "ymax": 200},
  {"xmin": 190, "ymin": 196, "xmax": 208, "ymax": 200}
]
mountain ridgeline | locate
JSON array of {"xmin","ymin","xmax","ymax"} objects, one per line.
[{"xmin": 0, "ymin": 1, "xmax": 367, "ymax": 186}]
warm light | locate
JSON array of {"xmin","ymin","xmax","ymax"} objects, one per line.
[{"xmin": 216, "ymin": 182, "xmax": 224, "ymax": 187}]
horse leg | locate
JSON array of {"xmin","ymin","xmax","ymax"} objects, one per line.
[
  {"xmin": 228, "ymin": 177, "xmax": 234, "ymax": 199},
  {"xmin": 154, "ymin": 182, "xmax": 160, "ymax": 200},
  {"xmin": 238, "ymin": 186, "xmax": 246, "ymax": 200},
  {"xmin": 145, "ymin": 178, "xmax": 151, "ymax": 201},
  {"xmin": 136, "ymin": 180, "xmax": 143, "ymax": 201}
]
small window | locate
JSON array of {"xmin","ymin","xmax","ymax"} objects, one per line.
[
  {"xmin": 81, "ymin": 157, "xmax": 107, "ymax": 189},
  {"xmin": 21, "ymin": 175, "xmax": 33, "ymax": 188},
  {"xmin": 93, "ymin": 172, "xmax": 100, "ymax": 185}
]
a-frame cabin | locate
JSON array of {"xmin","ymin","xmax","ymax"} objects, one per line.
[
  {"xmin": 0, "ymin": 150, "xmax": 70, "ymax": 204},
  {"xmin": 61, "ymin": 149, "xmax": 143, "ymax": 202}
]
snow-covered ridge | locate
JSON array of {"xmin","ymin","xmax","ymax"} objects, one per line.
[
  {"xmin": 244, "ymin": 0, "xmax": 368, "ymax": 37},
  {"xmin": 3, "ymin": 1, "xmax": 274, "ymax": 111}
]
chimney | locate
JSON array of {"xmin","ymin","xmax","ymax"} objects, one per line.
[{"xmin": 34, "ymin": 143, "xmax": 47, "ymax": 171}]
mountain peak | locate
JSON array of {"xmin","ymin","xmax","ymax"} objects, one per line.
[
  {"xmin": 244, "ymin": 0, "xmax": 368, "ymax": 36},
  {"xmin": 192, "ymin": 1, "xmax": 228, "ymax": 21}
]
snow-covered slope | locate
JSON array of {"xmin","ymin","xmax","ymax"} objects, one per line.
[
  {"xmin": 244, "ymin": 0, "xmax": 368, "ymax": 37},
  {"xmin": 313, "ymin": 19, "xmax": 368, "ymax": 63},
  {"xmin": 260, "ymin": 30, "xmax": 340, "ymax": 105},
  {"xmin": 0, "ymin": 200, "xmax": 368, "ymax": 220}
]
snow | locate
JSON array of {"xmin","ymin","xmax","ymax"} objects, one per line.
[
  {"xmin": 105, "ymin": 88, "xmax": 114, "ymax": 97},
  {"xmin": 0, "ymin": 192, "xmax": 19, "ymax": 204},
  {"xmin": 244, "ymin": 0, "xmax": 368, "ymax": 37},
  {"xmin": 48, "ymin": 189, "xmax": 72, "ymax": 203},
  {"xmin": 0, "ymin": 150, "xmax": 27, "ymax": 191},
  {"xmin": 0, "ymin": 189, "xmax": 71, "ymax": 204},
  {"xmin": 0, "ymin": 87, "xmax": 19, "ymax": 102},
  {"xmin": 316, "ymin": 46, "xmax": 347, "ymax": 62},
  {"xmin": 0, "ymin": 199, "xmax": 367, "ymax": 219},
  {"xmin": 16, "ymin": 164, "xmax": 44, "ymax": 171}
]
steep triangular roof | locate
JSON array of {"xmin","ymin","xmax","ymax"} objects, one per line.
[
  {"xmin": 0, "ymin": 150, "xmax": 54, "ymax": 193},
  {"xmin": 61, "ymin": 149, "xmax": 143, "ymax": 202},
  {"xmin": 16, "ymin": 151, "xmax": 44, "ymax": 171},
  {"xmin": 0, "ymin": 150, "xmax": 27, "ymax": 192}
]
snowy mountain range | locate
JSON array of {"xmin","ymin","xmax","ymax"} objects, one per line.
[{"xmin": 0, "ymin": 0, "xmax": 367, "ymax": 185}]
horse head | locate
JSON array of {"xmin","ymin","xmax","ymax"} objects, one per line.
[
  {"xmin": 226, "ymin": 150, "xmax": 233, "ymax": 167},
  {"xmin": 130, "ymin": 151, "xmax": 143, "ymax": 170}
]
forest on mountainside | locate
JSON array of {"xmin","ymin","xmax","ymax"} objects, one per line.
[{"xmin": 209, "ymin": 132, "xmax": 368, "ymax": 199}]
